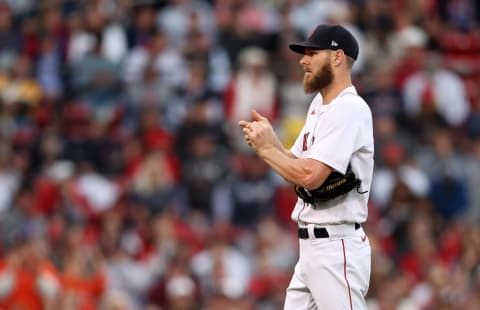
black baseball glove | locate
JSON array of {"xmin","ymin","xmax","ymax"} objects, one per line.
[{"xmin": 294, "ymin": 165, "xmax": 363, "ymax": 207}]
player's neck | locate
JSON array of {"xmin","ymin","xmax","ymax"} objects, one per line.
[{"xmin": 320, "ymin": 76, "xmax": 353, "ymax": 105}]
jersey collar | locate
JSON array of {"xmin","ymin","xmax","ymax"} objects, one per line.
[
  {"xmin": 337, "ymin": 85, "xmax": 358, "ymax": 97},
  {"xmin": 319, "ymin": 85, "xmax": 358, "ymax": 108}
]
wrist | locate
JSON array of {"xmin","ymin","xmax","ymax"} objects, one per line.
[
  {"xmin": 274, "ymin": 139, "xmax": 285, "ymax": 151},
  {"xmin": 257, "ymin": 144, "xmax": 275, "ymax": 159}
]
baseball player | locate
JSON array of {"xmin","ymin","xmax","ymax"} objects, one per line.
[{"xmin": 239, "ymin": 24, "xmax": 373, "ymax": 309}]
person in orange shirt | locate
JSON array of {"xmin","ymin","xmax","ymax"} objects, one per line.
[
  {"xmin": 59, "ymin": 225, "xmax": 106, "ymax": 310},
  {"xmin": 0, "ymin": 235, "xmax": 61, "ymax": 310}
]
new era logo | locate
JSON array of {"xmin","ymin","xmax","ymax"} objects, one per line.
[{"xmin": 331, "ymin": 40, "xmax": 339, "ymax": 47}]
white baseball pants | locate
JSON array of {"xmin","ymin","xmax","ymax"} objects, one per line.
[{"xmin": 284, "ymin": 223, "xmax": 371, "ymax": 310}]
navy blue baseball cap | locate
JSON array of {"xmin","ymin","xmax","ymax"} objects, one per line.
[{"xmin": 289, "ymin": 24, "xmax": 359, "ymax": 60}]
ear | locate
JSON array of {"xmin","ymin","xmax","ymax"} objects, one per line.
[{"xmin": 332, "ymin": 50, "xmax": 345, "ymax": 67}]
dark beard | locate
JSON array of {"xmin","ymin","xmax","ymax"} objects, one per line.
[{"xmin": 304, "ymin": 62, "xmax": 333, "ymax": 93}]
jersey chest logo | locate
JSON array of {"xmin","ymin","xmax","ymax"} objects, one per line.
[{"xmin": 302, "ymin": 132, "xmax": 315, "ymax": 151}]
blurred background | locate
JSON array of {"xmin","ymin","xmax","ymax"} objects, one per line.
[{"xmin": 0, "ymin": 0, "xmax": 479, "ymax": 309}]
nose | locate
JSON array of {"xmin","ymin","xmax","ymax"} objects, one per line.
[{"xmin": 299, "ymin": 55, "xmax": 308, "ymax": 66}]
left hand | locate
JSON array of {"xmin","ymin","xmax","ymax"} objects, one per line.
[{"xmin": 238, "ymin": 110, "xmax": 278, "ymax": 153}]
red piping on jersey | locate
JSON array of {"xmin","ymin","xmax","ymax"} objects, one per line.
[
  {"xmin": 342, "ymin": 239, "xmax": 353, "ymax": 310},
  {"xmin": 297, "ymin": 200, "xmax": 306, "ymax": 223}
]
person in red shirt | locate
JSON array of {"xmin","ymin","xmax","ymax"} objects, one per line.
[{"xmin": 0, "ymin": 236, "xmax": 61, "ymax": 310}]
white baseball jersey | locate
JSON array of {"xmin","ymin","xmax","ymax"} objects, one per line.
[{"xmin": 290, "ymin": 86, "xmax": 374, "ymax": 225}]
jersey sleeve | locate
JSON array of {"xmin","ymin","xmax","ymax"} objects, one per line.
[{"xmin": 305, "ymin": 103, "xmax": 362, "ymax": 174}]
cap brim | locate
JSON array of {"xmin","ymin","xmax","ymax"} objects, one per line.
[{"xmin": 288, "ymin": 42, "xmax": 325, "ymax": 54}]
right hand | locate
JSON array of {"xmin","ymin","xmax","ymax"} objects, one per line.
[{"xmin": 239, "ymin": 110, "xmax": 279, "ymax": 152}]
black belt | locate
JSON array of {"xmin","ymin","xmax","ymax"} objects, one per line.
[{"xmin": 298, "ymin": 223, "xmax": 361, "ymax": 239}]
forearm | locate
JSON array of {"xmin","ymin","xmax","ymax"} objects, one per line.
[
  {"xmin": 275, "ymin": 142, "xmax": 297, "ymax": 159},
  {"xmin": 238, "ymin": 111, "xmax": 324, "ymax": 184},
  {"xmin": 258, "ymin": 145, "xmax": 330, "ymax": 189},
  {"xmin": 284, "ymin": 150, "xmax": 298, "ymax": 159}
]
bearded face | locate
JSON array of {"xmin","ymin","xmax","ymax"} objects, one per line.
[{"xmin": 303, "ymin": 60, "xmax": 334, "ymax": 94}]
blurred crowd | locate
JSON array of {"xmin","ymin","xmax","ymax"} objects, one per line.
[{"xmin": 0, "ymin": 0, "xmax": 479, "ymax": 309}]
